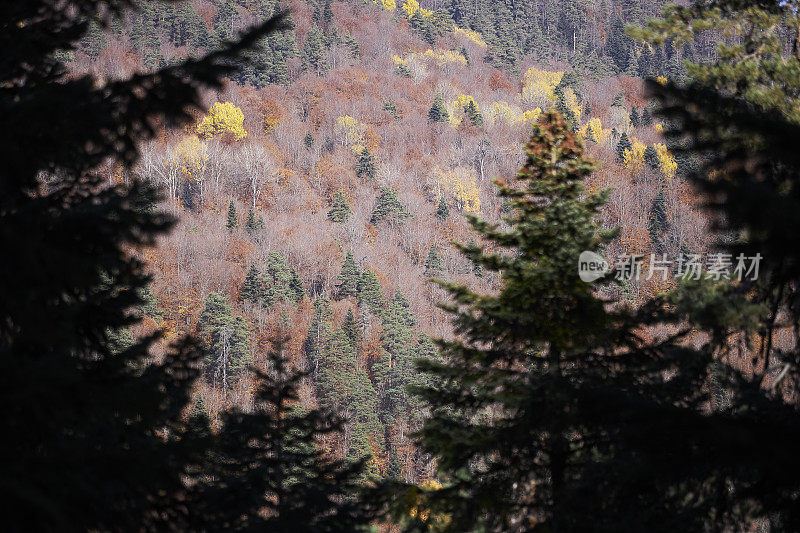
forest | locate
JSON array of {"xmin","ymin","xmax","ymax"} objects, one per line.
[{"xmin": 3, "ymin": 0, "xmax": 800, "ymax": 531}]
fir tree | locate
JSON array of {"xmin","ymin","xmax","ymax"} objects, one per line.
[
  {"xmin": 301, "ymin": 24, "xmax": 327, "ymax": 74},
  {"xmin": 630, "ymin": 106, "xmax": 641, "ymax": 127},
  {"xmin": 640, "ymin": 107, "xmax": 653, "ymax": 126},
  {"xmin": 616, "ymin": 132, "xmax": 632, "ymax": 162},
  {"xmin": 424, "ymin": 245, "xmax": 444, "ymax": 278},
  {"xmin": 647, "ymin": 185, "xmax": 668, "ymax": 253},
  {"xmin": 436, "ymin": 196, "xmax": 450, "ymax": 220},
  {"xmin": 357, "ymin": 269, "xmax": 384, "ymax": 316},
  {"xmin": 226, "ymin": 200, "xmax": 238, "ymax": 231},
  {"xmin": 342, "ymin": 308, "xmax": 359, "ymax": 347},
  {"xmin": 240, "ymin": 264, "xmax": 263, "ymax": 304},
  {"xmin": 336, "ymin": 252, "xmax": 360, "ymax": 300},
  {"xmin": 303, "ymin": 298, "xmax": 334, "ymax": 376},
  {"xmin": 245, "ymin": 207, "xmax": 263, "ymax": 233},
  {"xmin": 464, "ymin": 99, "xmax": 484, "ymax": 127},
  {"xmin": 644, "ymin": 145, "xmax": 659, "ymax": 170},
  {"xmin": 370, "ymin": 187, "xmax": 410, "ymax": 225},
  {"xmin": 355, "ymin": 147, "xmax": 376, "ymax": 182},
  {"xmin": 198, "ymin": 292, "xmax": 251, "ymax": 388},
  {"xmin": 327, "ymin": 190, "xmax": 352, "ymax": 222},
  {"xmin": 428, "ymin": 93, "xmax": 450, "ymax": 124}
]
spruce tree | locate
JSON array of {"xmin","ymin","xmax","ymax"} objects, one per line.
[
  {"xmin": 428, "ymin": 93, "xmax": 450, "ymax": 124},
  {"xmin": 342, "ymin": 308, "xmax": 360, "ymax": 347},
  {"xmin": 640, "ymin": 107, "xmax": 652, "ymax": 126},
  {"xmin": 630, "ymin": 106, "xmax": 641, "ymax": 127},
  {"xmin": 436, "ymin": 196, "xmax": 449, "ymax": 220},
  {"xmin": 245, "ymin": 207, "xmax": 263, "ymax": 233},
  {"xmin": 357, "ymin": 269, "xmax": 384, "ymax": 316},
  {"xmin": 303, "ymin": 298, "xmax": 334, "ymax": 377},
  {"xmin": 198, "ymin": 292, "xmax": 251, "ymax": 388},
  {"xmin": 424, "ymin": 245, "xmax": 444, "ymax": 278},
  {"xmin": 644, "ymin": 145, "xmax": 659, "ymax": 170},
  {"xmin": 370, "ymin": 187, "xmax": 410, "ymax": 225},
  {"xmin": 355, "ymin": 147, "xmax": 376, "ymax": 182},
  {"xmin": 464, "ymin": 99, "xmax": 483, "ymax": 127},
  {"xmin": 0, "ymin": 6, "xmax": 287, "ymax": 529},
  {"xmin": 301, "ymin": 23, "xmax": 327, "ymax": 74},
  {"xmin": 336, "ymin": 252, "xmax": 361, "ymax": 300},
  {"xmin": 226, "ymin": 200, "xmax": 238, "ymax": 231},
  {"xmin": 647, "ymin": 185, "xmax": 668, "ymax": 253},
  {"xmin": 616, "ymin": 132, "xmax": 632, "ymax": 162},
  {"xmin": 406, "ymin": 112, "xmax": 707, "ymax": 530},
  {"xmin": 188, "ymin": 340, "xmax": 377, "ymax": 529},
  {"xmin": 328, "ymin": 190, "xmax": 352, "ymax": 222},
  {"xmin": 240, "ymin": 264, "xmax": 263, "ymax": 304}
]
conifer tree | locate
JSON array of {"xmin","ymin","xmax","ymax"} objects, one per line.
[
  {"xmin": 406, "ymin": 112, "xmax": 709, "ymax": 530},
  {"xmin": 342, "ymin": 308, "xmax": 360, "ymax": 347},
  {"xmin": 301, "ymin": 23, "xmax": 327, "ymax": 74},
  {"xmin": 424, "ymin": 245, "xmax": 444, "ymax": 278},
  {"xmin": 262, "ymin": 252, "xmax": 301, "ymax": 307},
  {"xmin": 630, "ymin": 106, "xmax": 641, "ymax": 127},
  {"xmin": 355, "ymin": 147, "xmax": 376, "ymax": 182},
  {"xmin": 226, "ymin": 200, "xmax": 238, "ymax": 231},
  {"xmin": 303, "ymin": 298, "xmax": 334, "ymax": 377},
  {"xmin": 240, "ymin": 264, "xmax": 263, "ymax": 304},
  {"xmin": 357, "ymin": 269, "xmax": 384, "ymax": 316},
  {"xmin": 647, "ymin": 185, "xmax": 668, "ymax": 253},
  {"xmin": 616, "ymin": 131, "xmax": 632, "ymax": 162},
  {"xmin": 436, "ymin": 196, "xmax": 449, "ymax": 220},
  {"xmin": 245, "ymin": 207, "xmax": 263, "ymax": 233},
  {"xmin": 328, "ymin": 190, "xmax": 352, "ymax": 222},
  {"xmin": 428, "ymin": 93, "xmax": 450, "ymax": 124},
  {"xmin": 640, "ymin": 107, "xmax": 652, "ymax": 126},
  {"xmin": 370, "ymin": 187, "xmax": 410, "ymax": 225},
  {"xmin": 188, "ymin": 340, "xmax": 377, "ymax": 529},
  {"xmin": 644, "ymin": 145, "xmax": 659, "ymax": 170},
  {"xmin": 336, "ymin": 252, "xmax": 360, "ymax": 300},
  {"xmin": 198, "ymin": 292, "xmax": 251, "ymax": 388},
  {"xmin": 464, "ymin": 99, "xmax": 483, "ymax": 127}
]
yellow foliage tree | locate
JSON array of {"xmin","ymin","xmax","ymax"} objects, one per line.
[
  {"xmin": 654, "ymin": 143, "xmax": 677, "ymax": 179},
  {"xmin": 623, "ymin": 138, "xmax": 647, "ymax": 171},
  {"xmin": 563, "ymin": 87, "xmax": 584, "ymax": 123},
  {"xmin": 522, "ymin": 67, "xmax": 563, "ymax": 108},
  {"xmin": 454, "ymin": 27, "xmax": 487, "ymax": 47},
  {"xmin": 436, "ymin": 166, "xmax": 481, "ymax": 212},
  {"xmin": 196, "ymin": 102, "xmax": 247, "ymax": 141}
]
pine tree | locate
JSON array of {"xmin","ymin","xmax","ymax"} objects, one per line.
[
  {"xmin": 301, "ymin": 23, "xmax": 327, "ymax": 74},
  {"xmin": 370, "ymin": 187, "xmax": 410, "ymax": 225},
  {"xmin": 355, "ymin": 147, "xmax": 376, "ymax": 182},
  {"xmin": 644, "ymin": 145, "xmax": 659, "ymax": 170},
  {"xmin": 647, "ymin": 185, "xmax": 668, "ymax": 253},
  {"xmin": 0, "ymin": 6, "xmax": 286, "ymax": 529},
  {"xmin": 424, "ymin": 245, "xmax": 444, "ymax": 278},
  {"xmin": 226, "ymin": 200, "xmax": 238, "ymax": 231},
  {"xmin": 262, "ymin": 252, "xmax": 301, "ymax": 307},
  {"xmin": 336, "ymin": 252, "xmax": 360, "ymax": 300},
  {"xmin": 357, "ymin": 269, "xmax": 384, "ymax": 316},
  {"xmin": 428, "ymin": 93, "xmax": 450, "ymax": 124},
  {"xmin": 436, "ymin": 196, "xmax": 450, "ymax": 220},
  {"xmin": 245, "ymin": 207, "xmax": 262, "ymax": 233},
  {"xmin": 240, "ymin": 264, "xmax": 263, "ymax": 304},
  {"xmin": 640, "ymin": 107, "xmax": 652, "ymax": 126},
  {"xmin": 327, "ymin": 190, "xmax": 352, "ymax": 222}
]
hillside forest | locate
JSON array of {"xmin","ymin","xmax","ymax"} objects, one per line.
[{"xmin": 6, "ymin": 0, "xmax": 800, "ymax": 530}]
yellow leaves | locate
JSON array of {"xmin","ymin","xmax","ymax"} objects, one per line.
[
  {"xmin": 623, "ymin": 138, "xmax": 646, "ymax": 171},
  {"xmin": 394, "ymin": 49, "xmax": 467, "ymax": 68},
  {"xmin": 445, "ymin": 93, "xmax": 479, "ymax": 126},
  {"xmin": 656, "ymin": 76, "xmax": 668, "ymax": 86},
  {"xmin": 401, "ymin": 0, "xmax": 433, "ymax": 18},
  {"xmin": 485, "ymin": 101, "xmax": 540, "ymax": 126},
  {"xmin": 522, "ymin": 67, "xmax": 563, "ymax": 108},
  {"xmin": 453, "ymin": 27, "xmax": 487, "ymax": 47},
  {"xmin": 579, "ymin": 118, "xmax": 612, "ymax": 147},
  {"xmin": 654, "ymin": 143, "xmax": 677, "ymax": 179},
  {"xmin": 380, "ymin": 0, "xmax": 396, "ymax": 11},
  {"xmin": 336, "ymin": 115, "xmax": 366, "ymax": 152},
  {"xmin": 436, "ymin": 166, "xmax": 481, "ymax": 212},
  {"xmin": 563, "ymin": 87, "xmax": 583, "ymax": 123},
  {"xmin": 654, "ymin": 123, "xmax": 664, "ymax": 132},
  {"xmin": 171, "ymin": 135, "xmax": 208, "ymax": 183},
  {"xmin": 196, "ymin": 102, "xmax": 247, "ymax": 141}
]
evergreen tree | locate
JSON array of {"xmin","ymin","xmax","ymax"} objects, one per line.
[
  {"xmin": 262, "ymin": 252, "xmax": 302, "ymax": 307},
  {"xmin": 464, "ymin": 99, "xmax": 483, "ymax": 127},
  {"xmin": 328, "ymin": 190, "xmax": 352, "ymax": 222},
  {"xmin": 226, "ymin": 200, "xmax": 238, "ymax": 231},
  {"xmin": 640, "ymin": 107, "xmax": 653, "ymax": 126},
  {"xmin": 424, "ymin": 245, "xmax": 444, "ymax": 278},
  {"xmin": 198, "ymin": 292, "xmax": 251, "ymax": 388},
  {"xmin": 647, "ymin": 185, "xmax": 668, "ymax": 253},
  {"xmin": 644, "ymin": 145, "xmax": 660, "ymax": 170},
  {"xmin": 370, "ymin": 187, "xmax": 410, "ymax": 225},
  {"xmin": 406, "ymin": 112, "xmax": 710, "ymax": 530},
  {"xmin": 189, "ymin": 340, "xmax": 377, "ymax": 529},
  {"xmin": 630, "ymin": 106, "xmax": 641, "ymax": 127},
  {"xmin": 436, "ymin": 196, "xmax": 449, "ymax": 220},
  {"xmin": 240, "ymin": 264, "xmax": 263, "ymax": 304},
  {"xmin": 357, "ymin": 269, "xmax": 384, "ymax": 316},
  {"xmin": 0, "ymin": 5, "xmax": 287, "ymax": 529},
  {"xmin": 245, "ymin": 207, "xmax": 263, "ymax": 233},
  {"xmin": 301, "ymin": 24, "xmax": 327, "ymax": 74},
  {"xmin": 342, "ymin": 308, "xmax": 360, "ymax": 347},
  {"xmin": 303, "ymin": 298, "xmax": 334, "ymax": 376},
  {"xmin": 616, "ymin": 132, "xmax": 632, "ymax": 162},
  {"xmin": 344, "ymin": 31, "xmax": 360, "ymax": 60},
  {"xmin": 336, "ymin": 252, "xmax": 360, "ymax": 300},
  {"xmin": 428, "ymin": 93, "xmax": 450, "ymax": 124},
  {"xmin": 355, "ymin": 147, "xmax": 376, "ymax": 182}
]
